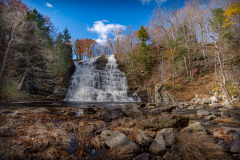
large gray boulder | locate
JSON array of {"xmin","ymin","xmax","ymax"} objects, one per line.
[
  {"xmin": 164, "ymin": 144, "xmax": 183, "ymax": 160},
  {"xmin": 197, "ymin": 110, "xmax": 209, "ymax": 116},
  {"xmin": 101, "ymin": 108, "xmax": 125, "ymax": 119},
  {"xmin": 155, "ymin": 133, "xmax": 165, "ymax": 146},
  {"xmin": 158, "ymin": 128, "xmax": 178, "ymax": 146},
  {"xmin": 229, "ymin": 140, "xmax": 240, "ymax": 153},
  {"xmin": 210, "ymin": 96, "xmax": 218, "ymax": 103},
  {"xmin": 178, "ymin": 102, "xmax": 189, "ymax": 109},
  {"xmin": 150, "ymin": 106, "xmax": 176, "ymax": 114},
  {"xmin": 202, "ymin": 98, "xmax": 210, "ymax": 104},
  {"xmin": 209, "ymin": 103, "xmax": 223, "ymax": 109},
  {"xmin": 186, "ymin": 122, "xmax": 207, "ymax": 132},
  {"xmin": 149, "ymin": 142, "xmax": 166, "ymax": 156},
  {"xmin": 137, "ymin": 131, "xmax": 153, "ymax": 147},
  {"xmin": 142, "ymin": 116, "xmax": 189, "ymax": 131},
  {"xmin": 105, "ymin": 131, "xmax": 140, "ymax": 157}
]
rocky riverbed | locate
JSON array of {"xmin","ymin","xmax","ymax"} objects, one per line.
[{"xmin": 0, "ymin": 100, "xmax": 240, "ymax": 160}]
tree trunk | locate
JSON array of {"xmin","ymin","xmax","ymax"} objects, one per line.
[
  {"xmin": 0, "ymin": 29, "xmax": 15, "ymax": 79},
  {"xmin": 183, "ymin": 55, "xmax": 188, "ymax": 77},
  {"xmin": 17, "ymin": 68, "xmax": 27, "ymax": 90},
  {"xmin": 211, "ymin": 36, "xmax": 231, "ymax": 100},
  {"xmin": 199, "ymin": 23, "xmax": 207, "ymax": 68}
]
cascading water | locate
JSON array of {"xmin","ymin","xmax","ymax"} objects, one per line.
[{"xmin": 64, "ymin": 55, "xmax": 141, "ymax": 102}]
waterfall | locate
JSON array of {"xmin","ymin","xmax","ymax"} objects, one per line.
[{"xmin": 64, "ymin": 55, "xmax": 141, "ymax": 102}]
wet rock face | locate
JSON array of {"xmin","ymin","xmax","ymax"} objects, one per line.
[
  {"xmin": 142, "ymin": 116, "xmax": 189, "ymax": 131},
  {"xmin": 95, "ymin": 56, "xmax": 108, "ymax": 70}
]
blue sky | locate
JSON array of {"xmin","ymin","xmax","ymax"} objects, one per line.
[{"xmin": 22, "ymin": 0, "xmax": 184, "ymax": 44}]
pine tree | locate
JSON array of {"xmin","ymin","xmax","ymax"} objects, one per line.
[{"xmin": 63, "ymin": 27, "xmax": 71, "ymax": 42}]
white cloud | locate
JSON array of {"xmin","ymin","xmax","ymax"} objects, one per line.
[
  {"xmin": 139, "ymin": 0, "xmax": 167, "ymax": 5},
  {"xmin": 87, "ymin": 20, "xmax": 126, "ymax": 44},
  {"xmin": 45, "ymin": 2, "xmax": 54, "ymax": 8}
]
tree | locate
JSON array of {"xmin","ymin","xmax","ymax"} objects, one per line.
[
  {"xmin": 0, "ymin": 1, "xmax": 27, "ymax": 79},
  {"xmin": 223, "ymin": 3, "xmax": 240, "ymax": 27},
  {"xmin": 63, "ymin": 27, "xmax": 71, "ymax": 42}
]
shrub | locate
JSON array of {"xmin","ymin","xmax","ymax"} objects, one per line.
[{"xmin": 176, "ymin": 131, "xmax": 228, "ymax": 160}]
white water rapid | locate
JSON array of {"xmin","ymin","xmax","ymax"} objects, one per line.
[{"xmin": 64, "ymin": 55, "xmax": 141, "ymax": 102}]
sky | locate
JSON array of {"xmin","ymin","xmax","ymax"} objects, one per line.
[{"xmin": 22, "ymin": 0, "xmax": 184, "ymax": 44}]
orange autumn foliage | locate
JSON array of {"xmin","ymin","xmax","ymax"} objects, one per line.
[{"xmin": 75, "ymin": 38, "xmax": 97, "ymax": 59}]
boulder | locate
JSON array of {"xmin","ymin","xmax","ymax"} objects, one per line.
[
  {"xmin": 135, "ymin": 153, "xmax": 157, "ymax": 160},
  {"xmin": 149, "ymin": 142, "xmax": 166, "ymax": 156},
  {"xmin": 178, "ymin": 102, "xmax": 189, "ymax": 109},
  {"xmin": 210, "ymin": 96, "xmax": 218, "ymax": 103},
  {"xmin": 195, "ymin": 106, "xmax": 205, "ymax": 110},
  {"xmin": 205, "ymin": 115, "xmax": 216, "ymax": 120},
  {"xmin": 164, "ymin": 152, "xmax": 181, "ymax": 160},
  {"xmin": 105, "ymin": 131, "xmax": 140, "ymax": 157},
  {"xmin": 158, "ymin": 128, "xmax": 178, "ymax": 146},
  {"xmin": 142, "ymin": 116, "xmax": 189, "ymax": 131},
  {"xmin": 150, "ymin": 106, "xmax": 176, "ymax": 114},
  {"xmin": 231, "ymin": 132, "xmax": 240, "ymax": 140},
  {"xmin": 231, "ymin": 98, "xmax": 240, "ymax": 103},
  {"xmin": 171, "ymin": 144, "xmax": 184, "ymax": 156},
  {"xmin": 187, "ymin": 122, "xmax": 206, "ymax": 132},
  {"xmin": 64, "ymin": 111, "xmax": 76, "ymax": 116},
  {"xmin": 202, "ymin": 98, "xmax": 210, "ymax": 104},
  {"xmin": 197, "ymin": 110, "xmax": 209, "ymax": 116},
  {"xmin": 210, "ymin": 111, "xmax": 221, "ymax": 116},
  {"xmin": 229, "ymin": 140, "xmax": 240, "ymax": 153},
  {"xmin": 191, "ymin": 98, "xmax": 202, "ymax": 104},
  {"xmin": 209, "ymin": 103, "xmax": 223, "ymax": 109},
  {"xmin": 155, "ymin": 133, "xmax": 166, "ymax": 146},
  {"xmin": 188, "ymin": 105, "xmax": 197, "ymax": 109},
  {"xmin": 220, "ymin": 111, "xmax": 231, "ymax": 117},
  {"xmin": 101, "ymin": 108, "xmax": 125, "ymax": 119},
  {"xmin": 137, "ymin": 131, "xmax": 153, "ymax": 147},
  {"xmin": 83, "ymin": 108, "xmax": 96, "ymax": 114},
  {"xmin": 223, "ymin": 128, "xmax": 240, "ymax": 134}
]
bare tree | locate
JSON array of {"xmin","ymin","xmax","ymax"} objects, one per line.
[{"xmin": 0, "ymin": 5, "xmax": 25, "ymax": 79}]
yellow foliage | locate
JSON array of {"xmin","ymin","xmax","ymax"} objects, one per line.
[
  {"xmin": 223, "ymin": 3, "xmax": 240, "ymax": 27},
  {"xmin": 165, "ymin": 48, "xmax": 179, "ymax": 63}
]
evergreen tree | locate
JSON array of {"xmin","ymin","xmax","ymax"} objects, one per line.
[{"xmin": 63, "ymin": 27, "xmax": 71, "ymax": 42}]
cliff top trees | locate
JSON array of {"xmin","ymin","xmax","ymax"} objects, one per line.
[{"xmin": 75, "ymin": 38, "xmax": 97, "ymax": 60}]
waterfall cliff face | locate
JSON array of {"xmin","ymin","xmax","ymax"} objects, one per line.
[{"xmin": 64, "ymin": 55, "xmax": 141, "ymax": 102}]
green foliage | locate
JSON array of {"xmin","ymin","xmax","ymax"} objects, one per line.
[
  {"xmin": 63, "ymin": 27, "xmax": 71, "ymax": 42},
  {"xmin": 134, "ymin": 25, "xmax": 156, "ymax": 73},
  {"xmin": 174, "ymin": 84, "xmax": 183, "ymax": 91},
  {"xmin": 209, "ymin": 8, "xmax": 234, "ymax": 40},
  {"xmin": 164, "ymin": 84, "xmax": 170, "ymax": 90},
  {"xmin": 184, "ymin": 77, "xmax": 195, "ymax": 82},
  {"xmin": 26, "ymin": 8, "xmax": 50, "ymax": 39}
]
